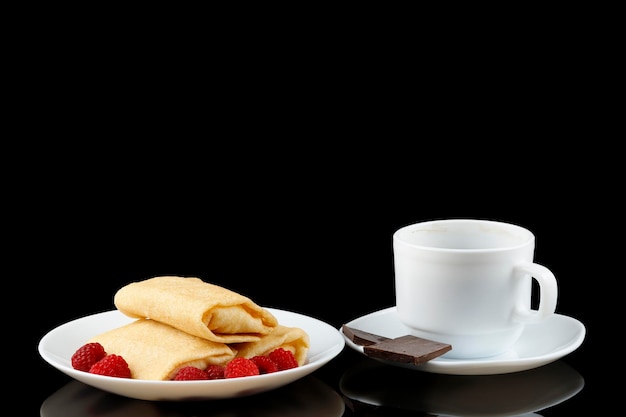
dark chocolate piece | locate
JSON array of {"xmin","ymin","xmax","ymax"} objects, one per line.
[
  {"xmin": 342, "ymin": 325, "xmax": 392, "ymax": 346},
  {"xmin": 363, "ymin": 335, "xmax": 452, "ymax": 365}
]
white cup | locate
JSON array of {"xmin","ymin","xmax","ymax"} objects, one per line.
[{"xmin": 393, "ymin": 219, "xmax": 558, "ymax": 359}]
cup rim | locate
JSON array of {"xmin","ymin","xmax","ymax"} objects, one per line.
[{"xmin": 393, "ymin": 219, "xmax": 534, "ymax": 252}]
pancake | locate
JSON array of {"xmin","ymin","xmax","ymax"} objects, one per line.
[
  {"xmin": 88, "ymin": 319, "xmax": 236, "ymax": 380},
  {"xmin": 114, "ymin": 276, "xmax": 278, "ymax": 343}
]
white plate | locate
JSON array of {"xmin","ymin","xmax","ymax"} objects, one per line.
[
  {"xmin": 342, "ymin": 306, "xmax": 585, "ymax": 375},
  {"xmin": 39, "ymin": 308, "xmax": 345, "ymax": 401}
]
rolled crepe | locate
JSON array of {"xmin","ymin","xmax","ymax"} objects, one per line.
[
  {"xmin": 88, "ymin": 319, "xmax": 236, "ymax": 380},
  {"xmin": 114, "ymin": 276, "xmax": 278, "ymax": 343},
  {"xmin": 232, "ymin": 324, "xmax": 310, "ymax": 366}
]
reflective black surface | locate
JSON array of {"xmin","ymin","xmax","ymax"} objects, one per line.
[
  {"xmin": 37, "ymin": 345, "xmax": 594, "ymax": 416},
  {"xmin": 30, "ymin": 173, "xmax": 606, "ymax": 416}
]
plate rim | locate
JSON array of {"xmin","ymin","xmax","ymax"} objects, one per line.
[
  {"xmin": 341, "ymin": 306, "xmax": 586, "ymax": 375},
  {"xmin": 39, "ymin": 307, "xmax": 345, "ymax": 400}
]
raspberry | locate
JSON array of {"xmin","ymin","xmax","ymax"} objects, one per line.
[
  {"xmin": 224, "ymin": 357, "xmax": 259, "ymax": 378},
  {"xmin": 268, "ymin": 348, "xmax": 298, "ymax": 371},
  {"xmin": 173, "ymin": 366, "xmax": 208, "ymax": 381},
  {"xmin": 205, "ymin": 364, "xmax": 225, "ymax": 380},
  {"xmin": 71, "ymin": 342, "xmax": 107, "ymax": 372},
  {"xmin": 89, "ymin": 354, "xmax": 131, "ymax": 378},
  {"xmin": 251, "ymin": 355, "xmax": 278, "ymax": 374}
]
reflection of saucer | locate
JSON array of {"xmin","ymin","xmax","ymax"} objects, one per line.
[
  {"xmin": 340, "ymin": 358, "xmax": 584, "ymax": 416},
  {"xmin": 41, "ymin": 375, "xmax": 345, "ymax": 417},
  {"xmin": 342, "ymin": 306, "xmax": 586, "ymax": 375}
]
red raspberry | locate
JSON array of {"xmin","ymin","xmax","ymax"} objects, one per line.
[
  {"xmin": 205, "ymin": 364, "xmax": 225, "ymax": 380},
  {"xmin": 89, "ymin": 354, "xmax": 131, "ymax": 378},
  {"xmin": 224, "ymin": 357, "xmax": 259, "ymax": 378},
  {"xmin": 71, "ymin": 342, "xmax": 107, "ymax": 372},
  {"xmin": 173, "ymin": 366, "xmax": 208, "ymax": 381},
  {"xmin": 251, "ymin": 355, "xmax": 278, "ymax": 374},
  {"xmin": 268, "ymin": 348, "xmax": 298, "ymax": 371}
]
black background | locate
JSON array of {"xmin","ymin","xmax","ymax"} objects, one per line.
[{"xmin": 21, "ymin": 20, "xmax": 618, "ymax": 414}]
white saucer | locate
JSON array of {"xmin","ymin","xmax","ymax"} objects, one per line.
[{"xmin": 341, "ymin": 306, "xmax": 586, "ymax": 375}]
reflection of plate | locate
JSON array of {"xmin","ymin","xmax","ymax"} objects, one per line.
[
  {"xmin": 41, "ymin": 376, "xmax": 345, "ymax": 417},
  {"xmin": 342, "ymin": 306, "xmax": 585, "ymax": 375},
  {"xmin": 39, "ymin": 308, "xmax": 345, "ymax": 401},
  {"xmin": 340, "ymin": 358, "xmax": 584, "ymax": 416}
]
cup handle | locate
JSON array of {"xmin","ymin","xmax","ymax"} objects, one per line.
[{"xmin": 512, "ymin": 261, "xmax": 558, "ymax": 323}]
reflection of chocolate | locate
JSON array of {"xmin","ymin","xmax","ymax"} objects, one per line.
[
  {"xmin": 343, "ymin": 325, "xmax": 451, "ymax": 365},
  {"xmin": 41, "ymin": 376, "xmax": 345, "ymax": 417},
  {"xmin": 340, "ymin": 359, "xmax": 584, "ymax": 416}
]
